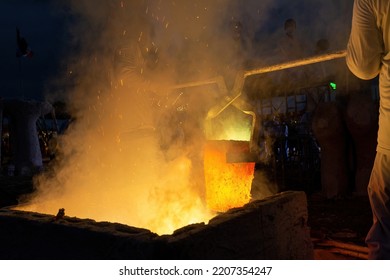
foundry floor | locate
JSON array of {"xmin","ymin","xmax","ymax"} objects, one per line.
[
  {"xmin": 0, "ymin": 175, "xmax": 372, "ymax": 260},
  {"xmin": 307, "ymin": 192, "xmax": 371, "ymax": 259}
]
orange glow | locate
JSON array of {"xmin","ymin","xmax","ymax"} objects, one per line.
[
  {"xmin": 204, "ymin": 140, "xmax": 255, "ymax": 212},
  {"xmin": 15, "ymin": 155, "xmax": 215, "ymax": 235},
  {"xmin": 12, "ymin": 1, "xmax": 263, "ymax": 235}
]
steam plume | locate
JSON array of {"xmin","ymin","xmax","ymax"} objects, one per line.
[{"xmin": 17, "ymin": 0, "xmax": 353, "ymax": 234}]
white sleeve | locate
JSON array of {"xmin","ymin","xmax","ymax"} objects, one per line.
[{"xmin": 346, "ymin": 0, "xmax": 383, "ymax": 80}]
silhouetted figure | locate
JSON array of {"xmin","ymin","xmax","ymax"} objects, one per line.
[
  {"xmin": 16, "ymin": 28, "xmax": 33, "ymax": 58},
  {"xmin": 278, "ymin": 19, "xmax": 304, "ymax": 60},
  {"xmin": 4, "ymin": 99, "xmax": 53, "ymax": 175},
  {"xmin": 277, "ymin": 18, "xmax": 307, "ymax": 90}
]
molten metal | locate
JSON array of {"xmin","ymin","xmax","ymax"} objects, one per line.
[{"xmin": 204, "ymin": 140, "xmax": 255, "ymax": 212}]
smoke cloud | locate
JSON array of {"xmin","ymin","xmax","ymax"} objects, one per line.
[{"xmin": 16, "ymin": 0, "xmax": 353, "ymax": 234}]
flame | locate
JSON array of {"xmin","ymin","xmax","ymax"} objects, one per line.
[
  {"xmin": 13, "ymin": 100, "xmax": 256, "ymax": 235},
  {"xmin": 15, "ymin": 154, "xmax": 215, "ymax": 235},
  {"xmin": 12, "ymin": 1, "xmax": 261, "ymax": 235},
  {"xmin": 15, "ymin": 129, "xmax": 255, "ymax": 235},
  {"xmin": 204, "ymin": 140, "xmax": 255, "ymax": 212},
  {"xmin": 15, "ymin": 139, "xmax": 255, "ymax": 234},
  {"xmin": 14, "ymin": 101, "xmax": 255, "ymax": 234}
]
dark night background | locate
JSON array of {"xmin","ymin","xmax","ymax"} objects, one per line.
[
  {"xmin": 0, "ymin": 0, "xmax": 67, "ymax": 101},
  {"xmin": 0, "ymin": 0, "xmax": 353, "ymax": 101}
]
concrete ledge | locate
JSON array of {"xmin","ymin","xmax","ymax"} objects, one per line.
[{"xmin": 0, "ymin": 191, "xmax": 313, "ymax": 259}]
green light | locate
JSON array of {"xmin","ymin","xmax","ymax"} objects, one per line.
[{"xmin": 330, "ymin": 82, "xmax": 337, "ymax": 90}]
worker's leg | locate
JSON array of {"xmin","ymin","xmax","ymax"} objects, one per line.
[{"xmin": 366, "ymin": 152, "xmax": 390, "ymax": 259}]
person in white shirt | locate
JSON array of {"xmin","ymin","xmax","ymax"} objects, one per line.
[{"xmin": 346, "ymin": 0, "xmax": 390, "ymax": 259}]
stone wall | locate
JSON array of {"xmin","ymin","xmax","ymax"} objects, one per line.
[{"xmin": 0, "ymin": 191, "xmax": 313, "ymax": 259}]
